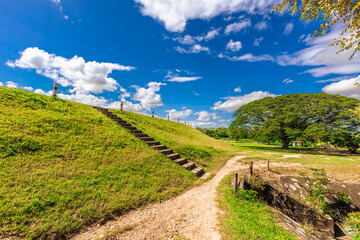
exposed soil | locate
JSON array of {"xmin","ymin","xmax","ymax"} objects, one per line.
[{"xmin": 70, "ymin": 157, "xmax": 304, "ymax": 240}]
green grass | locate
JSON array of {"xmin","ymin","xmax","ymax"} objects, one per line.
[
  {"xmin": 230, "ymin": 143, "xmax": 360, "ymax": 180},
  {"xmin": 0, "ymin": 87, "xmax": 200, "ymax": 239},
  {"xmin": 112, "ymin": 110, "xmax": 238, "ymax": 172},
  {"xmin": 217, "ymin": 175, "xmax": 297, "ymax": 240}
]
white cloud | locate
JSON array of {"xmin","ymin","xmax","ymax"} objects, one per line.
[
  {"xmin": 315, "ymin": 75, "xmax": 357, "ymax": 83},
  {"xmin": 283, "ymin": 78, "xmax": 293, "ymax": 84},
  {"xmin": 194, "ymin": 111, "xmax": 212, "ymax": 121},
  {"xmin": 172, "ymin": 28, "xmax": 221, "ymax": 45},
  {"xmin": 322, "ymin": 75, "xmax": 360, "ymax": 99},
  {"xmin": 167, "ymin": 76, "xmax": 202, "ymax": 82},
  {"xmin": 189, "ymin": 121, "xmax": 218, "ymax": 128},
  {"xmin": 226, "ymin": 39, "xmax": 242, "ymax": 52},
  {"xmin": 212, "ymin": 91, "xmax": 277, "ymax": 112},
  {"xmin": 254, "ymin": 21, "xmax": 268, "ymax": 31},
  {"xmin": 34, "ymin": 89, "xmax": 52, "ymax": 96},
  {"xmin": 253, "ymin": 37, "xmax": 264, "ymax": 46},
  {"xmin": 277, "ymin": 26, "xmax": 360, "ymax": 77},
  {"xmin": 0, "ymin": 82, "xmax": 3, "ymax": 87},
  {"xmin": 51, "ymin": 0, "xmax": 61, "ymax": 4},
  {"xmin": 234, "ymin": 87, "xmax": 241, "ymax": 93},
  {"xmin": 283, "ymin": 23, "xmax": 294, "ymax": 35},
  {"xmin": 7, "ymin": 47, "xmax": 134, "ymax": 93},
  {"xmin": 5, "ymin": 81, "xmax": 18, "ymax": 88},
  {"xmin": 131, "ymin": 82, "xmax": 165, "ymax": 110},
  {"xmin": 176, "ymin": 44, "xmax": 210, "ymax": 54},
  {"xmin": 63, "ymin": 15, "xmax": 69, "ymax": 20},
  {"xmin": 165, "ymin": 70, "xmax": 202, "ymax": 82},
  {"xmin": 165, "ymin": 109, "xmax": 193, "ymax": 120},
  {"xmin": 225, "ymin": 19, "xmax": 251, "ymax": 35},
  {"xmin": 299, "ymin": 34, "xmax": 312, "ymax": 43},
  {"xmin": 218, "ymin": 53, "xmax": 274, "ymax": 62},
  {"xmin": 23, "ymin": 86, "xmax": 34, "ymax": 91},
  {"xmin": 135, "ymin": 0, "xmax": 277, "ymax": 32}
]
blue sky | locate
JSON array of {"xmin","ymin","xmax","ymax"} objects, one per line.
[{"xmin": 1, "ymin": 0, "xmax": 360, "ymax": 127}]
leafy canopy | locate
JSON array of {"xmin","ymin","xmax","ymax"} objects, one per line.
[
  {"xmin": 231, "ymin": 93, "xmax": 360, "ymax": 149},
  {"xmin": 272, "ymin": 0, "xmax": 360, "ymax": 59}
]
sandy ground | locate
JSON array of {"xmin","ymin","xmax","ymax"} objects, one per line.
[{"xmin": 71, "ymin": 156, "xmax": 247, "ymax": 240}]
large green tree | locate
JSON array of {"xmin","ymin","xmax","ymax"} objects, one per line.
[
  {"xmin": 272, "ymin": 0, "xmax": 360, "ymax": 59},
  {"xmin": 231, "ymin": 93, "xmax": 360, "ymax": 150}
]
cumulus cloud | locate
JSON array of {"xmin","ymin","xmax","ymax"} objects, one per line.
[
  {"xmin": 194, "ymin": 111, "xmax": 213, "ymax": 121},
  {"xmin": 322, "ymin": 75, "xmax": 360, "ymax": 99},
  {"xmin": 131, "ymin": 82, "xmax": 165, "ymax": 109},
  {"xmin": 277, "ymin": 26, "xmax": 360, "ymax": 77},
  {"xmin": 225, "ymin": 19, "xmax": 251, "ymax": 35},
  {"xmin": 226, "ymin": 39, "xmax": 242, "ymax": 52},
  {"xmin": 165, "ymin": 108, "xmax": 193, "ymax": 120},
  {"xmin": 176, "ymin": 44, "xmax": 210, "ymax": 54},
  {"xmin": 212, "ymin": 91, "xmax": 277, "ymax": 112},
  {"xmin": 0, "ymin": 82, "xmax": 3, "ymax": 87},
  {"xmin": 283, "ymin": 23, "xmax": 294, "ymax": 35},
  {"xmin": 5, "ymin": 81, "xmax": 18, "ymax": 88},
  {"xmin": 218, "ymin": 53, "xmax": 274, "ymax": 62},
  {"xmin": 253, "ymin": 37, "xmax": 264, "ymax": 46},
  {"xmin": 23, "ymin": 86, "xmax": 34, "ymax": 91},
  {"xmin": 135, "ymin": 0, "xmax": 277, "ymax": 32},
  {"xmin": 7, "ymin": 47, "xmax": 134, "ymax": 93}
]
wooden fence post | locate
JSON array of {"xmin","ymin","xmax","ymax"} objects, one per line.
[
  {"xmin": 52, "ymin": 83, "xmax": 58, "ymax": 97},
  {"xmin": 178, "ymin": 118, "xmax": 179, "ymax": 123},
  {"xmin": 167, "ymin": 114, "xmax": 170, "ymax": 121},
  {"xmin": 152, "ymin": 110, "xmax": 154, "ymax": 118},
  {"xmin": 234, "ymin": 173, "xmax": 238, "ymax": 193},
  {"xmin": 120, "ymin": 101, "xmax": 123, "ymax": 112},
  {"xmin": 249, "ymin": 161, "xmax": 253, "ymax": 176},
  {"xmin": 267, "ymin": 160, "xmax": 270, "ymax": 171},
  {"xmin": 185, "ymin": 120, "xmax": 186, "ymax": 125}
]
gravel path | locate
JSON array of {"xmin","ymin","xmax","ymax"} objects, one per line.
[{"xmin": 71, "ymin": 156, "xmax": 246, "ymax": 240}]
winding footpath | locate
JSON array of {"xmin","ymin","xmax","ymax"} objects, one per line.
[{"xmin": 72, "ymin": 156, "xmax": 247, "ymax": 240}]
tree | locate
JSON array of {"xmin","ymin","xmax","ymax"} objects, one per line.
[
  {"xmin": 272, "ymin": 0, "xmax": 360, "ymax": 59},
  {"xmin": 231, "ymin": 93, "xmax": 360, "ymax": 150}
]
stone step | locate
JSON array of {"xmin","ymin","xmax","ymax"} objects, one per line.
[
  {"xmin": 191, "ymin": 167, "xmax": 204, "ymax": 177},
  {"xmin": 144, "ymin": 141, "xmax": 160, "ymax": 146},
  {"xmin": 173, "ymin": 158, "xmax": 187, "ymax": 165},
  {"xmin": 125, "ymin": 126, "xmax": 137, "ymax": 130},
  {"xmin": 158, "ymin": 149, "xmax": 173, "ymax": 155},
  {"xmin": 151, "ymin": 145, "xmax": 166, "ymax": 150},
  {"xmin": 138, "ymin": 137, "xmax": 154, "ymax": 141},
  {"xmin": 130, "ymin": 130, "xmax": 142, "ymax": 134},
  {"xmin": 182, "ymin": 162, "xmax": 195, "ymax": 170},
  {"xmin": 166, "ymin": 153, "xmax": 180, "ymax": 160},
  {"xmin": 133, "ymin": 133, "xmax": 148, "ymax": 138},
  {"xmin": 117, "ymin": 121, "xmax": 129, "ymax": 125}
]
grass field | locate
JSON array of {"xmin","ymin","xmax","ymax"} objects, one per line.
[
  {"xmin": 230, "ymin": 142, "xmax": 360, "ymax": 181},
  {"xmin": 112, "ymin": 110, "xmax": 238, "ymax": 172},
  {"xmin": 217, "ymin": 175, "xmax": 297, "ymax": 240},
  {"xmin": 0, "ymin": 87, "xmax": 235, "ymax": 239}
]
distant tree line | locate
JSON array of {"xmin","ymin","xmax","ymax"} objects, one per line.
[{"xmin": 199, "ymin": 93, "xmax": 360, "ymax": 153}]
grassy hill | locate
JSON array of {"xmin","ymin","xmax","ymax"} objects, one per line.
[
  {"xmin": 113, "ymin": 110, "xmax": 236, "ymax": 172},
  {"xmin": 0, "ymin": 87, "xmax": 236, "ymax": 239}
]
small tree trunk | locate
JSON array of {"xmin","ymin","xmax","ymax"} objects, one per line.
[{"xmin": 282, "ymin": 139, "xmax": 289, "ymax": 149}]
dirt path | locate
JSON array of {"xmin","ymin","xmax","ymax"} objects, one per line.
[
  {"xmin": 72, "ymin": 157, "xmax": 302, "ymax": 240},
  {"xmin": 71, "ymin": 156, "xmax": 247, "ymax": 240}
]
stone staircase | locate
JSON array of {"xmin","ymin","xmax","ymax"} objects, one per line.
[{"xmin": 94, "ymin": 107, "xmax": 205, "ymax": 177}]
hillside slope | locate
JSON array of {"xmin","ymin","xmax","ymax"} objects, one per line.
[
  {"xmin": 0, "ymin": 87, "xmax": 198, "ymax": 239},
  {"xmin": 112, "ymin": 110, "xmax": 237, "ymax": 172}
]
